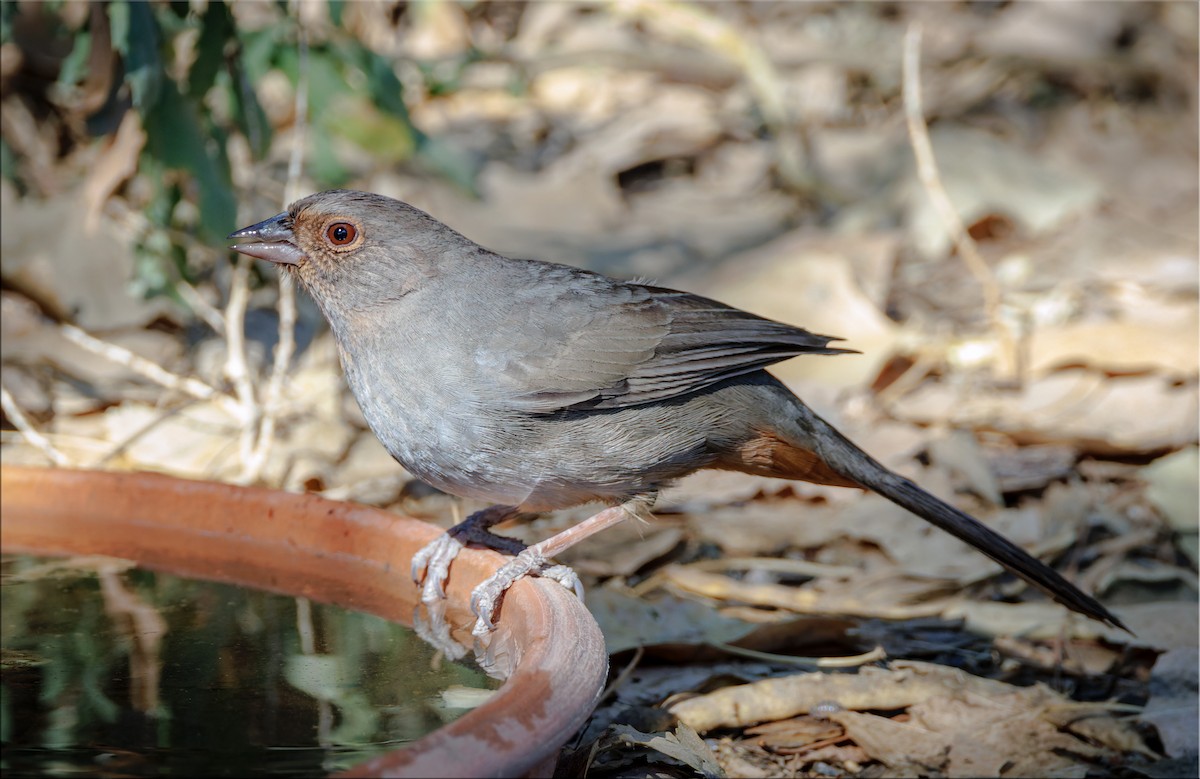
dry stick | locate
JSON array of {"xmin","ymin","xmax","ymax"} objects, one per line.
[
  {"xmin": 242, "ymin": 27, "xmax": 309, "ymax": 483},
  {"xmin": 107, "ymin": 200, "xmax": 230, "ymax": 335},
  {"xmin": 222, "ymin": 255, "xmax": 260, "ymax": 473},
  {"xmin": 901, "ymin": 24, "xmax": 1018, "ymax": 383},
  {"xmin": 707, "ymin": 641, "xmax": 887, "ymax": 669},
  {"xmin": 60, "ymin": 323, "xmax": 242, "ymax": 419},
  {"xmin": 95, "ymin": 401, "xmax": 197, "ymax": 467},
  {"xmin": 0, "ymin": 383, "xmax": 71, "ymax": 466},
  {"xmin": 598, "ymin": 645, "xmax": 645, "ymax": 704},
  {"xmin": 175, "ymin": 278, "xmax": 227, "ymax": 334}
]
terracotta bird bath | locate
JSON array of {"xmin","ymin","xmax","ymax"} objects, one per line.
[{"xmin": 0, "ymin": 465, "xmax": 608, "ymax": 778}]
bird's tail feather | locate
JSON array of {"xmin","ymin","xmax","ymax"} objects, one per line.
[{"xmin": 796, "ymin": 406, "xmax": 1129, "ymax": 632}]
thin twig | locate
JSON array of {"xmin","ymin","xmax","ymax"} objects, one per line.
[
  {"xmin": 0, "ymin": 382, "xmax": 72, "ymax": 466},
  {"xmin": 222, "ymin": 255, "xmax": 259, "ymax": 471},
  {"xmin": 599, "ymin": 645, "xmax": 645, "ymax": 704},
  {"xmin": 902, "ymin": 23, "xmax": 1017, "ymax": 381},
  {"xmin": 707, "ymin": 641, "xmax": 888, "ymax": 668},
  {"xmin": 687, "ymin": 556, "xmax": 859, "ymax": 579},
  {"xmin": 243, "ymin": 24, "xmax": 308, "ymax": 483},
  {"xmin": 105, "ymin": 199, "xmax": 229, "ymax": 334},
  {"xmin": 175, "ymin": 279, "xmax": 227, "ymax": 334},
  {"xmin": 95, "ymin": 401, "xmax": 195, "ymax": 467},
  {"xmin": 60, "ymin": 323, "xmax": 243, "ymax": 419}
]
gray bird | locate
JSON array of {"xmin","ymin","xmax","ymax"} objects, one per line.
[{"xmin": 230, "ymin": 190, "xmax": 1125, "ymax": 646}]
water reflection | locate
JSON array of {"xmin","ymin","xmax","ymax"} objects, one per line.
[{"xmin": 1, "ymin": 554, "xmax": 497, "ymax": 777}]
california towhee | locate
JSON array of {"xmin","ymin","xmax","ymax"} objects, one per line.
[{"xmin": 230, "ymin": 190, "xmax": 1124, "ymax": 646}]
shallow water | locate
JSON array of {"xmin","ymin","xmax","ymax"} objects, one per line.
[{"xmin": 0, "ymin": 554, "xmax": 497, "ymax": 777}]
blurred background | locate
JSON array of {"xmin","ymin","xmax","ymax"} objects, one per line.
[{"xmin": 1, "ymin": 1, "xmax": 1197, "ymax": 776}]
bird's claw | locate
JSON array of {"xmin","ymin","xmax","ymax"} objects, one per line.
[
  {"xmin": 469, "ymin": 550, "xmax": 584, "ymax": 639},
  {"xmin": 411, "ymin": 531, "xmax": 465, "ymax": 601}
]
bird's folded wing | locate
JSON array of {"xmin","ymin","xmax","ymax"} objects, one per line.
[{"xmin": 490, "ymin": 273, "xmax": 854, "ymax": 413}]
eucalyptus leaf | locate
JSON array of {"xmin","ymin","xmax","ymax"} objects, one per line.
[
  {"xmin": 142, "ymin": 85, "xmax": 236, "ymax": 242},
  {"xmin": 188, "ymin": 1, "xmax": 234, "ymax": 99},
  {"xmin": 309, "ymin": 122, "xmax": 350, "ymax": 187},
  {"xmin": 238, "ymin": 26, "xmax": 282, "ymax": 83},
  {"xmin": 228, "ymin": 65, "xmax": 272, "ymax": 159},
  {"xmin": 110, "ymin": 1, "xmax": 163, "ymax": 110},
  {"xmin": 326, "ymin": 100, "xmax": 415, "ymax": 163}
]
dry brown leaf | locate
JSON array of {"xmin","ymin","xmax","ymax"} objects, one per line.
[
  {"xmin": 904, "ymin": 125, "xmax": 1102, "ymax": 260},
  {"xmin": 673, "ymin": 660, "xmax": 1142, "ymax": 776},
  {"xmin": 663, "ymin": 564, "xmax": 953, "ymax": 624},
  {"xmin": 81, "ymin": 111, "xmax": 146, "ymax": 232},
  {"xmin": 100, "ymin": 400, "xmax": 240, "ymax": 479},
  {"xmin": 744, "ymin": 716, "xmax": 842, "ymax": 750},
  {"xmin": 1142, "ymin": 646, "xmax": 1199, "ymax": 760},
  {"xmin": 586, "ymin": 586, "xmax": 758, "ymax": 655},
  {"xmin": 978, "ymin": 1, "xmax": 1134, "ymax": 61},
  {"xmin": 0, "ymin": 193, "xmax": 174, "ymax": 330},
  {"xmin": 927, "ymin": 429, "xmax": 1003, "ymax": 506},
  {"xmin": 837, "ymin": 491, "xmax": 1075, "ymax": 584},
  {"xmin": 1029, "ymin": 318, "xmax": 1200, "ymax": 378},
  {"xmin": 1144, "ymin": 447, "xmax": 1200, "ymax": 532},
  {"xmin": 670, "ymin": 659, "xmax": 1016, "ymax": 732},
  {"xmin": 982, "ymin": 442, "xmax": 1078, "ymax": 493},
  {"xmin": 827, "ymin": 710, "xmax": 951, "ymax": 775},
  {"xmin": 565, "ymin": 526, "xmax": 684, "ymax": 577},
  {"xmin": 660, "ymin": 469, "xmax": 799, "ymax": 509},
  {"xmin": 686, "ymin": 501, "xmax": 848, "ymax": 557},
  {"xmin": 891, "ymin": 369, "xmax": 1198, "ymax": 455}
]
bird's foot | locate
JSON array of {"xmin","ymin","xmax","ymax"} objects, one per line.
[
  {"xmin": 410, "ymin": 531, "xmax": 465, "ymax": 601},
  {"xmin": 412, "ymin": 597, "xmax": 468, "ymax": 660},
  {"xmin": 468, "ymin": 500, "xmax": 649, "ymax": 638},
  {"xmin": 470, "ymin": 552, "xmax": 584, "ymax": 639},
  {"xmin": 411, "ymin": 506, "xmax": 525, "ymax": 597}
]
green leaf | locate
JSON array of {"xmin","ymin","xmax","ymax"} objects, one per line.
[
  {"xmin": 57, "ymin": 31, "xmax": 92, "ymax": 91},
  {"xmin": 227, "ymin": 66, "xmax": 272, "ymax": 159},
  {"xmin": 309, "ymin": 122, "xmax": 349, "ymax": 187},
  {"xmin": 142, "ymin": 85, "xmax": 236, "ymax": 243},
  {"xmin": 109, "ymin": 0, "xmax": 164, "ymax": 110},
  {"xmin": 325, "ymin": 100, "xmax": 415, "ymax": 164},
  {"xmin": 356, "ymin": 47, "xmax": 409, "ymax": 120},
  {"xmin": 328, "ymin": 0, "xmax": 345, "ymax": 27},
  {"xmin": 187, "ymin": 1, "xmax": 234, "ymax": 99},
  {"xmin": 414, "ymin": 132, "xmax": 479, "ymax": 195},
  {"xmin": 0, "ymin": 137, "xmax": 16, "ymax": 186},
  {"xmin": 0, "ymin": 1, "xmax": 16, "ymax": 42},
  {"xmin": 346, "ymin": 45, "xmax": 478, "ymax": 192},
  {"xmin": 108, "ymin": 1, "xmax": 129, "ymax": 53},
  {"xmin": 293, "ymin": 46, "xmax": 351, "ymax": 117},
  {"xmin": 239, "ymin": 26, "xmax": 282, "ymax": 83}
]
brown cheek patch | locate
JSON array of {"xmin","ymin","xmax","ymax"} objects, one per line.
[{"xmin": 721, "ymin": 430, "xmax": 861, "ymax": 488}]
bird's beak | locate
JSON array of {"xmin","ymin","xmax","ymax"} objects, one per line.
[{"xmin": 228, "ymin": 213, "xmax": 306, "ymax": 266}]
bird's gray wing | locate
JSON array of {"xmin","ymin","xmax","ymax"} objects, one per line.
[{"xmin": 484, "ymin": 264, "xmax": 854, "ymax": 413}]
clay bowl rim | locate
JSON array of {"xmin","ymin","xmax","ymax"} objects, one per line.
[{"xmin": 0, "ymin": 465, "xmax": 608, "ymax": 778}]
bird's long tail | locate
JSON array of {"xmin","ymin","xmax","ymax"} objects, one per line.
[{"xmin": 794, "ymin": 404, "xmax": 1128, "ymax": 632}]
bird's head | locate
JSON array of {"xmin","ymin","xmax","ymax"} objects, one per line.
[{"xmin": 229, "ymin": 189, "xmax": 475, "ymax": 319}]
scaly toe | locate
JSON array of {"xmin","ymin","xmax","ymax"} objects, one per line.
[
  {"xmin": 541, "ymin": 564, "xmax": 585, "ymax": 600},
  {"xmin": 411, "ymin": 532, "xmax": 465, "ymax": 602}
]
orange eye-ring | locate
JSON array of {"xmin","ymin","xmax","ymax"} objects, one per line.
[{"xmin": 326, "ymin": 222, "xmax": 357, "ymax": 246}]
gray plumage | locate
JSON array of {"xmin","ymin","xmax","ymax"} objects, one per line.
[{"xmin": 229, "ymin": 189, "xmax": 1127, "ymax": 631}]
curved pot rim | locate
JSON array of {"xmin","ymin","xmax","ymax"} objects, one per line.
[{"xmin": 0, "ymin": 465, "xmax": 608, "ymax": 778}]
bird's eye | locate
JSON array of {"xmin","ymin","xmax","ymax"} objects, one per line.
[{"xmin": 326, "ymin": 222, "xmax": 357, "ymax": 246}]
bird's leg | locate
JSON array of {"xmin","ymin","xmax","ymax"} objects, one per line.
[
  {"xmin": 470, "ymin": 495, "xmax": 656, "ymax": 639},
  {"xmin": 410, "ymin": 504, "xmax": 527, "ymax": 659},
  {"xmin": 411, "ymin": 504, "xmax": 526, "ymax": 598}
]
